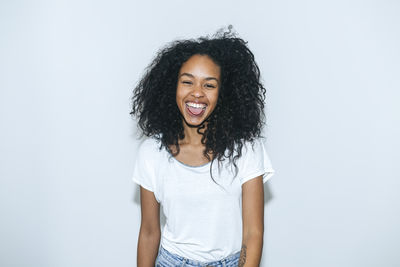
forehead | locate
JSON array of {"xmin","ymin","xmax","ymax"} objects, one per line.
[{"xmin": 179, "ymin": 55, "xmax": 220, "ymax": 77}]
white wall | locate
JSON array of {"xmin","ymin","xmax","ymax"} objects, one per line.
[{"xmin": 0, "ymin": 0, "xmax": 399, "ymax": 266}]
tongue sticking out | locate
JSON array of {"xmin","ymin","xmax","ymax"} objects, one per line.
[{"xmin": 187, "ymin": 106, "xmax": 204, "ymax": 116}]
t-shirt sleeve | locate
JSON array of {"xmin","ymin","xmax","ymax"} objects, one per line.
[
  {"xmin": 238, "ymin": 138, "xmax": 275, "ymax": 186},
  {"xmin": 131, "ymin": 139, "xmax": 158, "ymax": 196}
]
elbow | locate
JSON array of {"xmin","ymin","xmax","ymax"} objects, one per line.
[
  {"xmin": 243, "ymin": 230, "xmax": 263, "ymax": 243},
  {"xmin": 243, "ymin": 225, "xmax": 264, "ymax": 241},
  {"xmin": 140, "ymin": 224, "xmax": 161, "ymax": 237},
  {"xmin": 242, "ymin": 225, "xmax": 264, "ymax": 247}
]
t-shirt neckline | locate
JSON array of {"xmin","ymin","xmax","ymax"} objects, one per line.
[
  {"xmin": 171, "ymin": 156, "xmax": 211, "ymax": 169},
  {"xmin": 154, "ymin": 136, "xmax": 213, "ymax": 170}
]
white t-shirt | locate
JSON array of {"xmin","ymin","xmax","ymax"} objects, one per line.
[{"xmin": 132, "ymin": 136, "xmax": 275, "ymax": 262}]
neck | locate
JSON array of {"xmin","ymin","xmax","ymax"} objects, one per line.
[{"xmin": 180, "ymin": 120, "xmax": 208, "ymax": 146}]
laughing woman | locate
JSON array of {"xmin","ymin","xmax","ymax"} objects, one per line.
[{"xmin": 130, "ymin": 26, "xmax": 275, "ymax": 267}]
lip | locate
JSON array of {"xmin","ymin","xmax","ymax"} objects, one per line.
[
  {"xmin": 185, "ymin": 100, "xmax": 208, "ymax": 106},
  {"xmin": 185, "ymin": 103, "xmax": 206, "ymax": 117}
]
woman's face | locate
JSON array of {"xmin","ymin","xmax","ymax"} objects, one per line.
[{"xmin": 176, "ymin": 54, "xmax": 221, "ymax": 127}]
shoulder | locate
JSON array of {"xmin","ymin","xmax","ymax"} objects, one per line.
[
  {"xmin": 235, "ymin": 137, "xmax": 275, "ymax": 184},
  {"xmin": 137, "ymin": 136, "xmax": 162, "ymax": 153},
  {"xmin": 135, "ymin": 136, "xmax": 165, "ymax": 163},
  {"xmin": 241, "ymin": 137, "xmax": 266, "ymax": 157}
]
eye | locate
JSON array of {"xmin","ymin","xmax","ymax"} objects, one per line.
[
  {"xmin": 205, "ymin": 84, "xmax": 216, "ymax": 88},
  {"xmin": 182, "ymin": 81, "xmax": 192, "ymax": 85}
]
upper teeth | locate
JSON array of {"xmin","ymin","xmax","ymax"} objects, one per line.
[{"xmin": 186, "ymin": 102, "xmax": 206, "ymax": 109}]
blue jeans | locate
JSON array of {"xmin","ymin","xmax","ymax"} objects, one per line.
[{"xmin": 155, "ymin": 245, "xmax": 240, "ymax": 267}]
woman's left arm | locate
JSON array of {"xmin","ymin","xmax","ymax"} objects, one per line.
[{"xmin": 239, "ymin": 175, "xmax": 264, "ymax": 267}]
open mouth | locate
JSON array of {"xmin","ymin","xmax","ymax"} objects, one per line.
[{"xmin": 185, "ymin": 102, "xmax": 207, "ymax": 117}]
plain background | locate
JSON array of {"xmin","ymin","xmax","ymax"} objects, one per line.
[{"xmin": 1, "ymin": 0, "xmax": 399, "ymax": 266}]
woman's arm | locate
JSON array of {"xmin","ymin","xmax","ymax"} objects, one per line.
[
  {"xmin": 137, "ymin": 186, "xmax": 161, "ymax": 267},
  {"xmin": 240, "ymin": 175, "xmax": 265, "ymax": 267}
]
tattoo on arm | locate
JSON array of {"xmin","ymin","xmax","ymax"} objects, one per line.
[{"xmin": 238, "ymin": 244, "xmax": 247, "ymax": 267}]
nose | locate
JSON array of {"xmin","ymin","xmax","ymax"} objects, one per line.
[{"xmin": 191, "ymin": 83, "xmax": 205, "ymax": 98}]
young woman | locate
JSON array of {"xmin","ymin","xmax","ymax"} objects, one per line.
[{"xmin": 130, "ymin": 26, "xmax": 275, "ymax": 267}]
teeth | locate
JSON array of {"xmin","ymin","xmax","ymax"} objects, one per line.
[{"xmin": 186, "ymin": 102, "xmax": 207, "ymax": 109}]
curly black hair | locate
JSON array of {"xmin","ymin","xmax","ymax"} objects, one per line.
[{"xmin": 130, "ymin": 26, "xmax": 268, "ymax": 185}]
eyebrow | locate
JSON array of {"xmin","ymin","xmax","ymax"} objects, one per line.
[{"xmin": 179, "ymin": 72, "xmax": 219, "ymax": 82}]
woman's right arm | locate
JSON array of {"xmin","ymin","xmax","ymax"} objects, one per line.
[{"xmin": 137, "ymin": 186, "xmax": 161, "ymax": 267}]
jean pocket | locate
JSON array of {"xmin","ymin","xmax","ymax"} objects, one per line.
[
  {"xmin": 226, "ymin": 257, "xmax": 239, "ymax": 267},
  {"xmin": 155, "ymin": 252, "xmax": 178, "ymax": 267},
  {"xmin": 155, "ymin": 255, "xmax": 160, "ymax": 267},
  {"xmin": 155, "ymin": 248, "xmax": 165, "ymax": 267}
]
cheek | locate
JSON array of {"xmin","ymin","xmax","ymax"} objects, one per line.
[
  {"xmin": 176, "ymin": 92, "xmax": 187, "ymax": 113},
  {"xmin": 209, "ymin": 91, "xmax": 219, "ymax": 106},
  {"xmin": 176, "ymin": 88, "xmax": 184, "ymax": 103}
]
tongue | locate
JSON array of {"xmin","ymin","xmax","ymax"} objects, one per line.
[{"xmin": 187, "ymin": 106, "xmax": 203, "ymax": 115}]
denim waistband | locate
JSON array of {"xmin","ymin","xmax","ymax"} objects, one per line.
[{"xmin": 159, "ymin": 245, "xmax": 241, "ymax": 267}]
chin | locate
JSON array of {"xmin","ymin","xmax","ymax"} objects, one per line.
[{"xmin": 183, "ymin": 116, "xmax": 206, "ymax": 127}]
